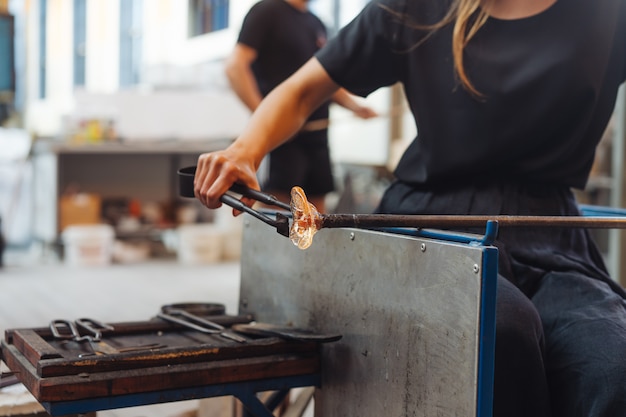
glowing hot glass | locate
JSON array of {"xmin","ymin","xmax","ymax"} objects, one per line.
[{"xmin": 289, "ymin": 186, "xmax": 322, "ymax": 250}]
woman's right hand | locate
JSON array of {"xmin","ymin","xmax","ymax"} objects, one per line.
[{"xmin": 193, "ymin": 145, "xmax": 260, "ymax": 213}]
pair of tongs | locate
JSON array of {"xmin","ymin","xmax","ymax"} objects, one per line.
[
  {"xmin": 220, "ymin": 183, "xmax": 291, "ymax": 237},
  {"xmin": 177, "ymin": 166, "xmax": 291, "ymax": 237},
  {"xmin": 157, "ymin": 308, "xmax": 247, "ymax": 343}
]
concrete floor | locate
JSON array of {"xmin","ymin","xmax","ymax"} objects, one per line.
[{"xmin": 0, "ymin": 251, "xmax": 241, "ymax": 417}]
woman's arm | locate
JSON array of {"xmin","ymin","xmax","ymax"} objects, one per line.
[{"xmin": 194, "ymin": 57, "xmax": 340, "ymax": 209}]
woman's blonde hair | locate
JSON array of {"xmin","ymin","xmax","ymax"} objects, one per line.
[
  {"xmin": 382, "ymin": 0, "xmax": 490, "ymax": 96},
  {"xmin": 451, "ymin": 0, "xmax": 490, "ymax": 96}
]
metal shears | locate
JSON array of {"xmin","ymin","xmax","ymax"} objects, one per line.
[
  {"xmin": 50, "ymin": 318, "xmax": 118, "ymax": 355},
  {"xmin": 50, "ymin": 318, "xmax": 164, "ymax": 356}
]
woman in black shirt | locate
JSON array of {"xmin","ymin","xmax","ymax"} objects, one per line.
[{"xmin": 195, "ymin": 0, "xmax": 626, "ymax": 415}]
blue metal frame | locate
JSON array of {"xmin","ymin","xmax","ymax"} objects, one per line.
[
  {"xmin": 477, "ymin": 243, "xmax": 498, "ymax": 417},
  {"xmin": 376, "ymin": 219, "xmax": 500, "ymax": 247},
  {"xmin": 41, "ymin": 374, "xmax": 320, "ymax": 417},
  {"xmin": 579, "ymin": 204, "xmax": 626, "ymax": 217}
]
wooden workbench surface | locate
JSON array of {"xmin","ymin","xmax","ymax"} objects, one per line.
[{"xmin": 1, "ymin": 317, "xmax": 321, "ymax": 403}]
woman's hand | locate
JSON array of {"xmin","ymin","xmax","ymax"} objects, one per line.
[
  {"xmin": 193, "ymin": 57, "xmax": 339, "ymax": 213},
  {"xmin": 193, "ymin": 145, "xmax": 260, "ymax": 213}
]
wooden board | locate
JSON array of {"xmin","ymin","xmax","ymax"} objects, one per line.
[{"xmin": 1, "ymin": 316, "xmax": 322, "ymax": 403}]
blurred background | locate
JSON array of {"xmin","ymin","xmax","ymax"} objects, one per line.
[{"xmin": 0, "ymin": 0, "xmax": 413, "ymax": 270}]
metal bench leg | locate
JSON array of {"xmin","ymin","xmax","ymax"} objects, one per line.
[{"xmin": 236, "ymin": 391, "xmax": 276, "ymax": 417}]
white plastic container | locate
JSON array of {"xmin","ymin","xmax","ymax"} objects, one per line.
[
  {"xmin": 177, "ymin": 224, "xmax": 225, "ymax": 264},
  {"xmin": 61, "ymin": 224, "xmax": 115, "ymax": 267}
]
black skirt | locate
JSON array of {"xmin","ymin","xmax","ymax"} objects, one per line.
[{"xmin": 375, "ymin": 179, "xmax": 626, "ymax": 299}]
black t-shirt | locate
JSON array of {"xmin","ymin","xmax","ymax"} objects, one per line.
[
  {"xmin": 238, "ymin": 0, "xmax": 330, "ymax": 121},
  {"xmin": 317, "ymin": 0, "xmax": 626, "ymax": 296},
  {"xmin": 317, "ymin": 0, "xmax": 626, "ymax": 190}
]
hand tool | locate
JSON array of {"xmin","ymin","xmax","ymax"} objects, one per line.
[
  {"xmin": 157, "ymin": 308, "xmax": 247, "ymax": 343},
  {"xmin": 50, "ymin": 318, "xmax": 165, "ymax": 356},
  {"xmin": 50, "ymin": 318, "xmax": 118, "ymax": 355},
  {"xmin": 178, "ymin": 166, "xmax": 290, "ymax": 237},
  {"xmin": 74, "ymin": 318, "xmax": 119, "ymax": 354},
  {"xmin": 179, "ymin": 166, "xmax": 626, "ymax": 246},
  {"xmin": 160, "ymin": 302, "xmax": 226, "ymax": 316},
  {"xmin": 232, "ymin": 322, "xmax": 342, "ymax": 343}
]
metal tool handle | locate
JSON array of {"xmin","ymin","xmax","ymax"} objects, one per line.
[
  {"xmin": 50, "ymin": 319, "xmax": 80, "ymax": 340},
  {"xmin": 157, "ymin": 310, "xmax": 247, "ymax": 343},
  {"xmin": 228, "ymin": 183, "xmax": 291, "ymax": 211},
  {"xmin": 157, "ymin": 312, "xmax": 222, "ymax": 334},
  {"xmin": 75, "ymin": 318, "xmax": 114, "ymax": 341},
  {"xmin": 220, "ymin": 194, "xmax": 290, "ymax": 237}
]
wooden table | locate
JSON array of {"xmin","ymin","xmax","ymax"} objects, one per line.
[{"xmin": 1, "ymin": 316, "xmax": 324, "ymax": 417}]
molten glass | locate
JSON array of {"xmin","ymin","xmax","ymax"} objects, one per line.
[{"xmin": 289, "ymin": 186, "xmax": 322, "ymax": 249}]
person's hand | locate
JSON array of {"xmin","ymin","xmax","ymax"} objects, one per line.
[
  {"xmin": 194, "ymin": 146, "xmax": 260, "ymax": 214},
  {"xmin": 353, "ymin": 105, "xmax": 378, "ymax": 119}
]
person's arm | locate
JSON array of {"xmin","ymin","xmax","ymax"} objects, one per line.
[
  {"xmin": 331, "ymin": 88, "xmax": 378, "ymax": 119},
  {"xmin": 195, "ymin": 57, "xmax": 340, "ymax": 210},
  {"xmin": 224, "ymin": 43, "xmax": 263, "ymax": 112}
]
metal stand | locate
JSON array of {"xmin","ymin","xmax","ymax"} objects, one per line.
[{"xmin": 41, "ymin": 374, "xmax": 320, "ymax": 417}]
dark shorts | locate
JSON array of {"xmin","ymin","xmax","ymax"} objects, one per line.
[{"xmin": 263, "ymin": 129, "xmax": 335, "ymax": 197}]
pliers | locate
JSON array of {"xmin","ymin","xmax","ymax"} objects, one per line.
[{"xmin": 178, "ymin": 166, "xmax": 292, "ymax": 237}]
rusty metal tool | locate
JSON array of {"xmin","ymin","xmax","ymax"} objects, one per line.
[
  {"xmin": 74, "ymin": 318, "xmax": 119, "ymax": 354},
  {"xmin": 51, "ymin": 318, "xmax": 165, "ymax": 356},
  {"xmin": 316, "ymin": 213, "xmax": 626, "ymax": 230},
  {"xmin": 232, "ymin": 322, "xmax": 342, "ymax": 343},
  {"xmin": 157, "ymin": 308, "xmax": 247, "ymax": 343},
  {"xmin": 180, "ymin": 166, "xmax": 626, "ymax": 249},
  {"xmin": 50, "ymin": 318, "xmax": 119, "ymax": 355}
]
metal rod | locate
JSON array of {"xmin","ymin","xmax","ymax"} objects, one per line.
[{"xmin": 319, "ymin": 214, "xmax": 626, "ymax": 230}]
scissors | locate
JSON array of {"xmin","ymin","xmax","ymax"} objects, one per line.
[
  {"xmin": 50, "ymin": 318, "xmax": 164, "ymax": 356},
  {"xmin": 50, "ymin": 318, "xmax": 115, "ymax": 355}
]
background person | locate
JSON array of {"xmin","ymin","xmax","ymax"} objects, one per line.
[
  {"xmin": 198, "ymin": 0, "xmax": 626, "ymax": 415},
  {"xmin": 225, "ymin": 0, "xmax": 377, "ymax": 212}
]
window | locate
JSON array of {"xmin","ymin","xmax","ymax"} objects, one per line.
[
  {"xmin": 119, "ymin": 0, "xmax": 143, "ymax": 88},
  {"xmin": 188, "ymin": 0, "xmax": 228, "ymax": 37},
  {"xmin": 73, "ymin": 0, "xmax": 86, "ymax": 87},
  {"xmin": 0, "ymin": 14, "xmax": 14, "ymax": 92},
  {"xmin": 38, "ymin": 0, "xmax": 46, "ymax": 99}
]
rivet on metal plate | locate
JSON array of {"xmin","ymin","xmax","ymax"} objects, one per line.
[
  {"xmin": 420, "ymin": 243, "xmax": 426, "ymax": 252},
  {"xmin": 473, "ymin": 264, "xmax": 480, "ymax": 273},
  {"xmin": 349, "ymin": 232, "xmax": 355, "ymax": 241}
]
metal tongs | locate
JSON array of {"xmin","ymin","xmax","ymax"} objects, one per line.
[
  {"xmin": 179, "ymin": 167, "xmax": 626, "ymax": 244},
  {"xmin": 220, "ymin": 183, "xmax": 292, "ymax": 237},
  {"xmin": 157, "ymin": 308, "xmax": 247, "ymax": 343},
  {"xmin": 177, "ymin": 166, "xmax": 292, "ymax": 237}
]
